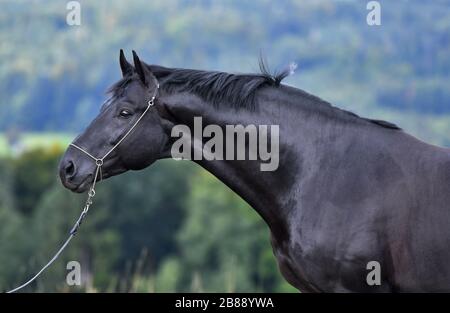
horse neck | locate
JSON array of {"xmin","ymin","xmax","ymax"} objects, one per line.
[
  {"xmin": 159, "ymin": 89, "xmax": 309, "ymax": 241},
  {"xmin": 158, "ymin": 86, "xmax": 363, "ymax": 241}
]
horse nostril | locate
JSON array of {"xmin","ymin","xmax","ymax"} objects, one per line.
[{"xmin": 65, "ymin": 160, "xmax": 76, "ymax": 179}]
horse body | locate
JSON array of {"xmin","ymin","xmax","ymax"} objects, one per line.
[
  {"xmin": 59, "ymin": 51, "xmax": 450, "ymax": 292},
  {"xmin": 162, "ymin": 83, "xmax": 450, "ymax": 292},
  {"xmin": 277, "ymin": 126, "xmax": 450, "ymax": 292}
]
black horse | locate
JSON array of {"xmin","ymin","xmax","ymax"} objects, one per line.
[{"xmin": 59, "ymin": 50, "xmax": 450, "ymax": 292}]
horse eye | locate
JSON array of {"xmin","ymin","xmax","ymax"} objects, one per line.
[{"xmin": 119, "ymin": 109, "xmax": 133, "ymax": 118}]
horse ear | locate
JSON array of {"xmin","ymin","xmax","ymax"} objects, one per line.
[
  {"xmin": 132, "ymin": 50, "xmax": 148, "ymax": 85},
  {"xmin": 132, "ymin": 50, "xmax": 158, "ymax": 89},
  {"xmin": 119, "ymin": 49, "xmax": 133, "ymax": 77}
]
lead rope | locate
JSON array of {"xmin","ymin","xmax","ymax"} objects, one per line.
[
  {"xmin": 6, "ymin": 83, "xmax": 158, "ymax": 293},
  {"xmin": 6, "ymin": 163, "xmax": 102, "ymax": 294}
]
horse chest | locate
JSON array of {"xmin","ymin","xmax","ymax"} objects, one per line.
[{"xmin": 270, "ymin": 233, "xmax": 323, "ymax": 292}]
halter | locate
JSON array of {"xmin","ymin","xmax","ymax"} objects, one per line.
[
  {"xmin": 6, "ymin": 80, "xmax": 159, "ymax": 293},
  {"xmin": 70, "ymin": 82, "xmax": 159, "ymax": 172}
]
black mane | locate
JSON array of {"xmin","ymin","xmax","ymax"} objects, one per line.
[
  {"xmin": 107, "ymin": 60, "xmax": 400, "ymax": 130},
  {"xmin": 152, "ymin": 60, "xmax": 293, "ymax": 110}
]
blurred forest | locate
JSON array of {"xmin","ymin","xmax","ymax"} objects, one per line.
[{"xmin": 0, "ymin": 0, "xmax": 449, "ymax": 292}]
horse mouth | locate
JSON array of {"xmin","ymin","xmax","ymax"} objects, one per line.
[{"xmin": 63, "ymin": 174, "xmax": 93, "ymax": 193}]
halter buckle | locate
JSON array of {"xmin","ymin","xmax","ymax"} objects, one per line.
[{"xmin": 95, "ymin": 159, "xmax": 103, "ymax": 167}]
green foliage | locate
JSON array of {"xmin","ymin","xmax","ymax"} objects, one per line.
[
  {"xmin": 0, "ymin": 196, "xmax": 26, "ymax": 289},
  {"xmin": 11, "ymin": 146, "xmax": 62, "ymax": 214},
  {"xmin": 161, "ymin": 170, "xmax": 296, "ymax": 292},
  {"xmin": 99, "ymin": 160, "xmax": 193, "ymax": 268},
  {"xmin": 155, "ymin": 257, "xmax": 182, "ymax": 292},
  {"xmin": 0, "ymin": 147, "xmax": 294, "ymax": 292}
]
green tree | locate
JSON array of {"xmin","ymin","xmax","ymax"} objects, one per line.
[{"xmin": 159, "ymin": 169, "xmax": 296, "ymax": 292}]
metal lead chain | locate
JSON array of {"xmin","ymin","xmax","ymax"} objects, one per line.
[{"xmin": 70, "ymin": 163, "xmax": 101, "ymax": 235}]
